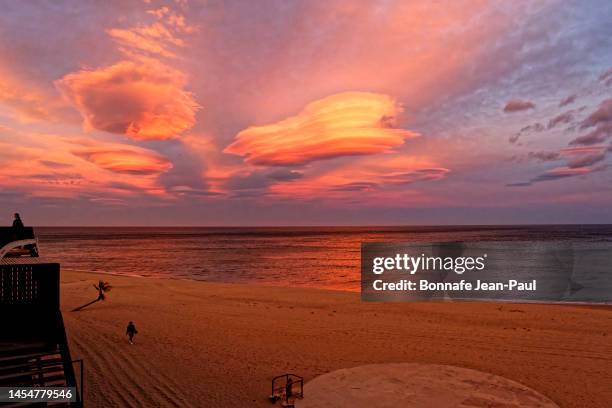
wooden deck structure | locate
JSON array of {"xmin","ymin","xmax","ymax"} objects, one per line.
[{"xmin": 1, "ymin": 230, "xmax": 82, "ymax": 407}]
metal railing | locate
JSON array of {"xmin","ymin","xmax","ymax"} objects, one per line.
[
  {"xmin": 71, "ymin": 359, "xmax": 84, "ymax": 407},
  {"xmin": 269, "ymin": 373, "xmax": 304, "ymax": 405}
]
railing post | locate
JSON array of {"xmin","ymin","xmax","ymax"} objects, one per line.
[{"xmin": 81, "ymin": 359, "xmax": 84, "ymax": 407}]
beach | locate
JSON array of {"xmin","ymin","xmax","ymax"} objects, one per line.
[{"xmin": 61, "ymin": 270, "xmax": 612, "ymax": 408}]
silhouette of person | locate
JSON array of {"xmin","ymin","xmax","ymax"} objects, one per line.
[
  {"xmin": 126, "ymin": 321, "xmax": 138, "ymax": 344},
  {"xmin": 12, "ymin": 213, "xmax": 24, "ymax": 229}
]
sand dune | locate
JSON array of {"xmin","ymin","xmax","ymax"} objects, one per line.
[{"xmin": 60, "ymin": 270, "xmax": 612, "ymax": 407}]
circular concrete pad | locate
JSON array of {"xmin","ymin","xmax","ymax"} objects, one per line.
[{"xmin": 296, "ymin": 363, "xmax": 559, "ymax": 408}]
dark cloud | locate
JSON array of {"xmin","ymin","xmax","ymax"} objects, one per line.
[
  {"xmin": 224, "ymin": 172, "xmax": 270, "ymax": 191},
  {"xmin": 509, "ymin": 123, "xmax": 544, "ymax": 144},
  {"xmin": 29, "ymin": 172, "xmax": 83, "ymax": 185},
  {"xmin": 229, "ymin": 190, "xmax": 271, "ymax": 199},
  {"xmin": 570, "ymin": 100, "xmax": 612, "ymax": 145},
  {"xmin": 527, "ymin": 151, "xmax": 561, "ymax": 162},
  {"xmin": 379, "ymin": 168, "xmax": 449, "ymax": 185},
  {"xmin": 570, "ymin": 123, "xmax": 612, "ymax": 145},
  {"xmin": 330, "ymin": 182, "xmax": 378, "ymax": 192},
  {"xmin": 267, "ymin": 169, "xmax": 303, "ymax": 182},
  {"xmin": 599, "ymin": 68, "xmax": 612, "ymax": 86},
  {"xmin": 547, "ymin": 111, "xmax": 575, "ymax": 129},
  {"xmin": 224, "ymin": 168, "xmax": 304, "ymax": 192},
  {"xmin": 503, "ymin": 99, "xmax": 535, "ymax": 113},
  {"xmin": 157, "ymin": 141, "xmax": 210, "ymax": 195},
  {"xmin": 106, "ymin": 181, "xmax": 140, "ymax": 191},
  {"xmin": 559, "ymin": 94, "xmax": 576, "ymax": 107},
  {"xmin": 508, "ymin": 165, "xmax": 607, "ymax": 187},
  {"xmin": 580, "ymin": 99, "xmax": 612, "ymax": 129},
  {"xmin": 167, "ymin": 186, "xmax": 223, "ymax": 197},
  {"xmin": 39, "ymin": 160, "xmax": 72, "ymax": 169}
]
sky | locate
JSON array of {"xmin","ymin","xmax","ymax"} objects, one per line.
[{"xmin": 1, "ymin": 0, "xmax": 611, "ymax": 226}]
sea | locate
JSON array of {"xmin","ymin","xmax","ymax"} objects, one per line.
[{"xmin": 35, "ymin": 225, "xmax": 612, "ymax": 292}]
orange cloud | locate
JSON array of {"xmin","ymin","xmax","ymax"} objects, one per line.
[
  {"xmin": 0, "ymin": 69, "xmax": 55, "ymax": 122},
  {"xmin": 107, "ymin": 24, "xmax": 181, "ymax": 58},
  {"xmin": 225, "ymin": 92, "xmax": 417, "ymax": 165},
  {"xmin": 0, "ymin": 124, "xmax": 174, "ymax": 201},
  {"xmin": 71, "ymin": 143, "xmax": 172, "ymax": 176},
  {"xmin": 56, "ymin": 60, "xmax": 199, "ymax": 140}
]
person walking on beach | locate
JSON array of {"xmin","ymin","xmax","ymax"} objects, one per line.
[{"xmin": 126, "ymin": 321, "xmax": 138, "ymax": 344}]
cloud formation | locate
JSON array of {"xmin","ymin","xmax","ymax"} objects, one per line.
[
  {"xmin": 569, "ymin": 100, "xmax": 612, "ymax": 145},
  {"xmin": 72, "ymin": 143, "xmax": 173, "ymax": 175},
  {"xmin": 267, "ymin": 153, "xmax": 449, "ymax": 203},
  {"xmin": 547, "ymin": 111, "xmax": 575, "ymax": 129},
  {"xmin": 56, "ymin": 61, "xmax": 199, "ymax": 140},
  {"xmin": 559, "ymin": 95, "xmax": 576, "ymax": 107},
  {"xmin": 503, "ymin": 99, "xmax": 535, "ymax": 113},
  {"xmin": 580, "ymin": 98, "xmax": 612, "ymax": 129},
  {"xmin": 570, "ymin": 124, "xmax": 612, "ymax": 145},
  {"xmin": 225, "ymin": 92, "xmax": 417, "ymax": 166},
  {"xmin": 378, "ymin": 168, "xmax": 449, "ymax": 185},
  {"xmin": 0, "ymin": 68, "xmax": 61, "ymax": 122},
  {"xmin": 600, "ymin": 68, "xmax": 612, "ymax": 86},
  {"xmin": 509, "ymin": 122, "xmax": 544, "ymax": 144},
  {"xmin": 559, "ymin": 146, "xmax": 608, "ymax": 169},
  {"xmin": 527, "ymin": 151, "xmax": 561, "ymax": 162},
  {"xmin": 508, "ymin": 166, "xmax": 602, "ymax": 187},
  {"xmin": 108, "ymin": 24, "xmax": 182, "ymax": 58}
]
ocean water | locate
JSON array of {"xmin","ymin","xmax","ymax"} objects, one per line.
[{"xmin": 36, "ymin": 225, "xmax": 612, "ymax": 292}]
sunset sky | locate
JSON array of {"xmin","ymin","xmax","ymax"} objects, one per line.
[{"xmin": 1, "ymin": 0, "xmax": 611, "ymax": 226}]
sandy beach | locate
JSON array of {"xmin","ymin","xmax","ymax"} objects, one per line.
[{"xmin": 60, "ymin": 270, "xmax": 612, "ymax": 408}]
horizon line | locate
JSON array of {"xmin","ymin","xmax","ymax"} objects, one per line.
[{"xmin": 30, "ymin": 223, "xmax": 612, "ymax": 228}]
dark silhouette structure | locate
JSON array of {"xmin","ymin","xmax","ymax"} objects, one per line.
[
  {"xmin": 0, "ymin": 260, "xmax": 83, "ymax": 406},
  {"xmin": 0, "ymin": 228, "xmax": 83, "ymax": 406}
]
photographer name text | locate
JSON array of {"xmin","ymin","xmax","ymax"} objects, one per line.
[{"xmin": 372, "ymin": 279, "xmax": 537, "ymax": 292}]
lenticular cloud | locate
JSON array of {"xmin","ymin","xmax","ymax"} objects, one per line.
[
  {"xmin": 71, "ymin": 143, "xmax": 173, "ymax": 176},
  {"xmin": 56, "ymin": 60, "xmax": 199, "ymax": 140},
  {"xmin": 225, "ymin": 92, "xmax": 418, "ymax": 166}
]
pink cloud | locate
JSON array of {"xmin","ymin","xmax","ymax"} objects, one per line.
[
  {"xmin": 0, "ymin": 69, "xmax": 57, "ymax": 122},
  {"xmin": 0, "ymin": 127, "xmax": 173, "ymax": 200},
  {"xmin": 225, "ymin": 92, "xmax": 418, "ymax": 166},
  {"xmin": 56, "ymin": 60, "xmax": 199, "ymax": 140},
  {"xmin": 107, "ymin": 23, "xmax": 182, "ymax": 58}
]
